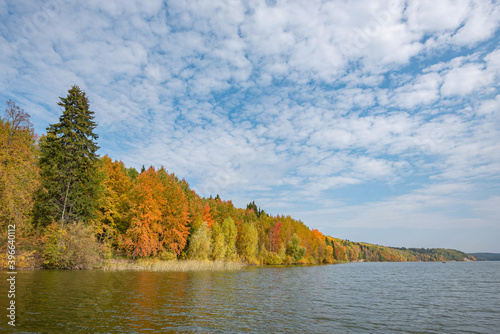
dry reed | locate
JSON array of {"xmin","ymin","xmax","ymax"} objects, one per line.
[{"xmin": 99, "ymin": 259, "xmax": 246, "ymax": 272}]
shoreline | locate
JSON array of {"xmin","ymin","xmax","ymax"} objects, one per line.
[{"xmin": 1, "ymin": 257, "xmax": 479, "ymax": 272}]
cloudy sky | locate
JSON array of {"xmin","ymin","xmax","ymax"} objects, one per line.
[{"xmin": 1, "ymin": 0, "xmax": 499, "ymax": 252}]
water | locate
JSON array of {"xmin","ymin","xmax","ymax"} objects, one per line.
[{"xmin": 1, "ymin": 262, "xmax": 499, "ymax": 333}]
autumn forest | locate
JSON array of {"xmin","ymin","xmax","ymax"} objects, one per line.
[{"xmin": 0, "ymin": 86, "xmax": 475, "ymax": 270}]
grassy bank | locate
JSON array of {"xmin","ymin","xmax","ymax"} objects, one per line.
[
  {"xmin": 99, "ymin": 259, "xmax": 246, "ymax": 272},
  {"xmin": 0, "ymin": 249, "xmax": 246, "ymax": 271}
]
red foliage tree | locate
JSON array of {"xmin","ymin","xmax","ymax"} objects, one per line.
[{"xmin": 269, "ymin": 221, "xmax": 282, "ymax": 253}]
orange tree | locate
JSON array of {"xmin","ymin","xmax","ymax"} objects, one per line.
[{"xmin": 125, "ymin": 167, "xmax": 167, "ymax": 258}]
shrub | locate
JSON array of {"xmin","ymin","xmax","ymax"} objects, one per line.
[
  {"xmin": 158, "ymin": 250, "xmax": 177, "ymax": 261},
  {"xmin": 263, "ymin": 251, "xmax": 283, "ymax": 265},
  {"xmin": 41, "ymin": 223, "xmax": 66, "ymax": 269},
  {"xmin": 42, "ymin": 222, "xmax": 100, "ymax": 269}
]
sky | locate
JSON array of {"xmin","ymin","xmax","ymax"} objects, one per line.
[{"xmin": 1, "ymin": 0, "xmax": 499, "ymax": 253}]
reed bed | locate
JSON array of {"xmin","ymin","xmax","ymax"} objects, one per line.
[{"xmin": 100, "ymin": 259, "xmax": 246, "ymax": 272}]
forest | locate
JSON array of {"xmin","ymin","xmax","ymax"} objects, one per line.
[{"xmin": 0, "ymin": 86, "xmax": 476, "ymax": 270}]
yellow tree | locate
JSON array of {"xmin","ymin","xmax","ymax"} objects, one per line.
[
  {"xmin": 188, "ymin": 222, "xmax": 211, "ymax": 260},
  {"xmin": 222, "ymin": 217, "xmax": 237, "ymax": 260},
  {"xmin": 0, "ymin": 100, "xmax": 40, "ymax": 242},
  {"xmin": 311, "ymin": 229, "xmax": 326, "ymax": 263},
  {"xmin": 237, "ymin": 222, "xmax": 258, "ymax": 262},
  {"xmin": 211, "ymin": 222, "xmax": 226, "ymax": 260},
  {"xmin": 94, "ymin": 155, "xmax": 133, "ymax": 245}
]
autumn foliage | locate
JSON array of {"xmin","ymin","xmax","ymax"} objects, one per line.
[
  {"xmin": 201, "ymin": 203, "xmax": 214, "ymax": 228},
  {"xmin": 0, "ymin": 101, "xmax": 40, "ymax": 250},
  {"xmin": 1, "ymin": 93, "xmax": 476, "ymax": 269},
  {"xmin": 125, "ymin": 167, "xmax": 167, "ymax": 258},
  {"xmin": 157, "ymin": 168, "xmax": 190, "ymax": 256},
  {"xmin": 119, "ymin": 167, "xmax": 189, "ymax": 259}
]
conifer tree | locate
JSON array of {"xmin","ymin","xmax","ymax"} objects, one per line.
[{"xmin": 34, "ymin": 85, "xmax": 101, "ymax": 226}]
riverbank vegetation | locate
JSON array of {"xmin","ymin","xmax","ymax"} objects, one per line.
[
  {"xmin": 0, "ymin": 87, "xmax": 476, "ymax": 270},
  {"xmin": 100, "ymin": 259, "xmax": 246, "ymax": 271}
]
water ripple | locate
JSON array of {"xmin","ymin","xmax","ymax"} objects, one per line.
[{"xmin": 1, "ymin": 262, "xmax": 499, "ymax": 333}]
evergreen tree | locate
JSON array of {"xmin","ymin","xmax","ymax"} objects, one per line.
[
  {"xmin": 246, "ymin": 200, "xmax": 264, "ymax": 218},
  {"xmin": 34, "ymin": 85, "xmax": 101, "ymax": 226},
  {"xmin": 246, "ymin": 201, "xmax": 258, "ymax": 216}
]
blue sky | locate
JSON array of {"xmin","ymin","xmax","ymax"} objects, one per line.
[{"xmin": 1, "ymin": 0, "xmax": 499, "ymax": 252}]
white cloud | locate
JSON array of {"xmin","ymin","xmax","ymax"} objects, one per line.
[
  {"xmin": 293, "ymin": 182, "xmax": 499, "ymax": 230},
  {"xmin": 476, "ymin": 94, "xmax": 500, "ymax": 117},
  {"xmin": 441, "ymin": 63, "xmax": 492, "ymax": 96},
  {"xmin": 451, "ymin": 0, "xmax": 500, "ymax": 45},
  {"xmin": 405, "ymin": 0, "xmax": 470, "ymax": 33},
  {"xmin": 1, "ymin": 0, "xmax": 499, "ymax": 251},
  {"xmin": 389, "ymin": 72, "xmax": 442, "ymax": 108}
]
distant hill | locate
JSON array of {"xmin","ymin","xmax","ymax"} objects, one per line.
[
  {"xmin": 469, "ymin": 253, "xmax": 500, "ymax": 261},
  {"xmin": 325, "ymin": 237, "xmax": 476, "ymax": 262}
]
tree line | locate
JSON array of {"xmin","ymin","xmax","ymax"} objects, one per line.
[{"xmin": 0, "ymin": 86, "xmax": 475, "ymax": 269}]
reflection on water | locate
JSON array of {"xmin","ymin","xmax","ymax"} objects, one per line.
[{"xmin": 1, "ymin": 262, "xmax": 499, "ymax": 333}]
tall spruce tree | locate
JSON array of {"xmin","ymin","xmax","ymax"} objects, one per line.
[{"xmin": 35, "ymin": 85, "xmax": 101, "ymax": 226}]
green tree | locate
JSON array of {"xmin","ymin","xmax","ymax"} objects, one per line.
[
  {"xmin": 34, "ymin": 85, "xmax": 101, "ymax": 226},
  {"xmin": 286, "ymin": 233, "xmax": 306, "ymax": 263},
  {"xmin": 246, "ymin": 201, "xmax": 264, "ymax": 217}
]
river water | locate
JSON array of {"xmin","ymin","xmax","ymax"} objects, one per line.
[{"xmin": 1, "ymin": 261, "xmax": 499, "ymax": 333}]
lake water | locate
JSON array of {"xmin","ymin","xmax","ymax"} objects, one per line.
[{"xmin": 2, "ymin": 261, "xmax": 499, "ymax": 333}]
